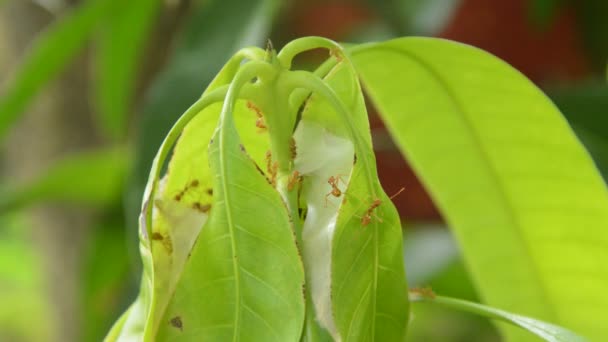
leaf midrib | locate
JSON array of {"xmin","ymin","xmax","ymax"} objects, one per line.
[{"xmin": 218, "ymin": 124, "xmax": 242, "ymax": 342}]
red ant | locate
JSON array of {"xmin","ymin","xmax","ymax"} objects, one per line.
[
  {"xmin": 361, "ymin": 187, "xmax": 404, "ymax": 226},
  {"xmin": 246, "ymin": 101, "xmax": 266, "ymax": 130},
  {"xmin": 265, "ymin": 151, "xmax": 278, "ymax": 186},
  {"xmin": 287, "ymin": 170, "xmax": 302, "ymax": 191},
  {"xmin": 325, "ymin": 175, "xmax": 347, "ymax": 206}
]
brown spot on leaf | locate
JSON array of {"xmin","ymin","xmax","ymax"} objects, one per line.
[
  {"xmin": 206, "ymin": 188, "xmax": 213, "ymax": 196},
  {"xmin": 192, "ymin": 202, "xmax": 211, "ymax": 213},
  {"xmin": 170, "ymin": 316, "xmax": 183, "ymax": 331}
]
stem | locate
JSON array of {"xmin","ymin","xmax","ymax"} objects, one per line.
[
  {"xmin": 409, "ymin": 291, "xmax": 587, "ymax": 342},
  {"xmin": 219, "ymin": 61, "xmax": 275, "ymax": 127},
  {"xmin": 278, "ymin": 36, "xmax": 342, "ymax": 69},
  {"xmin": 234, "ymin": 46, "xmax": 266, "ymax": 62}
]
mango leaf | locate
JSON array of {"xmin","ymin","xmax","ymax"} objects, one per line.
[
  {"xmin": 129, "ymin": 0, "xmax": 280, "ymax": 238},
  {"xmin": 155, "ymin": 87, "xmax": 305, "ymax": 340},
  {"xmin": 106, "ymin": 51, "xmax": 256, "ymax": 340},
  {"xmin": 350, "ymin": 37, "xmax": 608, "ymax": 341},
  {"xmin": 289, "ymin": 43, "xmax": 409, "ymax": 340},
  {"xmin": 410, "ymin": 291, "xmax": 587, "ymax": 342},
  {"xmin": 0, "ymin": 0, "xmax": 110, "ymax": 138},
  {"xmin": 0, "ymin": 147, "xmax": 128, "ymax": 212},
  {"xmin": 93, "ymin": 0, "xmax": 161, "ymax": 139}
]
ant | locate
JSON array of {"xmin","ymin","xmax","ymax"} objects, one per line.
[
  {"xmin": 265, "ymin": 150, "xmax": 278, "ymax": 186},
  {"xmin": 287, "ymin": 170, "xmax": 302, "ymax": 191},
  {"xmin": 289, "ymin": 138, "xmax": 297, "ymax": 160},
  {"xmin": 360, "ymin": 187, "xmax": 404, "ymax": 226},
  {"xmin": 246, "ymin": 101, "xmax": 267, "ymax": 130},
  {"xmin": 329, "ymin": 47, "xmax": 344, "ymax": 62},
  {"xmin": 325, "ymin": 175, "xmax": 347, "ymax": 206}
]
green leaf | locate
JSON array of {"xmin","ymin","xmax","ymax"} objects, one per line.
[
  {"xmin": 93, "ymin": 0, "xmax": 161, "ymax": 139},
  {"xmin": 82, "ymin": 217, "xmax": 132, "ymax": 341},
  {"xmin": 291, "ymin": 44, "xmax": 409, "ymax": 340},
  {"xmin": 0, "ymin": 0, "xmax": 110, "ymax": 138},
  {"xmin": 410, "ymin": 292, "xmax": 588, "ymax": 342},
  {"xmin": 0, "ymin": 147, "xmax": 128, "ymax": 212},
  {"xmin": 129, "ymin": 0, "xmax": 280, "ymax": 237},
  {"xmin": 350, "ymin": 37, "xmax": 608, "ymax": 341},
  {"xmin": 0, "ymin": 213, "xmax": 53, "ymax": 341},
  {"xmin": 154, "ymin": 71, "xmax": 305, "ymax": 340}
]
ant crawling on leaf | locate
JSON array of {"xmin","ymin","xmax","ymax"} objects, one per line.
[
  {"xmin": 361, "ymin": 187, "xmax": 405, "ymax": 226},
  {"xmin": 325, "ymin": 174, "xmax": 347, "ymax": 206},
  {"xmin": 287, "ymin": 170, "xmax": 302, "ymax": 191},
  {"xmin": 246, "ymin": 101, "xmax": 267, "ymax": 130},
  {"xmin": 265, "ymin": 150, "xmax": 278, "ymax": 186}
]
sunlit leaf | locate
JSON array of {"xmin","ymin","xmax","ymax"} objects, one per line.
[{"xmin": 351, "ymin": 37, "xmax": 608, "ymax": 341}]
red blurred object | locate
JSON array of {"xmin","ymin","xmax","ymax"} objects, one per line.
[
  {"xmin": 439, "ymin": 0, "xmax": 590, "ymax": 83},
  {"xmin": 290, "ymin": 2, "xmax": 373, "ymax": 40}
]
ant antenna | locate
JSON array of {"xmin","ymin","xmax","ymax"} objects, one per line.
[{"xmin": 389, "ymin": 187, "xmax": 405, "ymax": 200}]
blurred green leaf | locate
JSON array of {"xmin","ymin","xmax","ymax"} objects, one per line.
[
  {"xmin": 527, "ymin": 0, "xmax": 563, "ymax": 30},
  {"xmin": 549, "ymin": 82, "xmax": 608, "ymax": 177},
  {"xmin": 0, "ymin": 0, "xmax": 110, "ymax": 138},
  {"xmin": 549, "ymin": 82, "xmax": 608, "ymax": 139},
  {"xmin": 93, "ymin": 0, "xmax": 161, "ymax": 140},
  {"xmin": 0, "ymin": 147, "xmax": 129, "ymax": 212},
  {"xmin": 128, "ymin": 0, "xmax": 280, "ymax": 233},
  {"xmin": 82, "ymin": 216, "xmax": 133, "ymax": 342},
  {"xmin": 351, "ymin": 37, "xmax": 608, "ymax": 341},
  {"xmin": 410, "ymin": 294, "xmax": 588, "ymax": 342},
  {"xmin": 0, "ymin": 213, "xmax": 53, "ymax": 341},
  {"xmin": 572, "ymin": 1, "xmax": 608, "ymax": 71}
]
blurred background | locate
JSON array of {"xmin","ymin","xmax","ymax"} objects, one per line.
[{"xmin": 0, "ymin": 0, "xmax": 606, "ymax": 341}]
